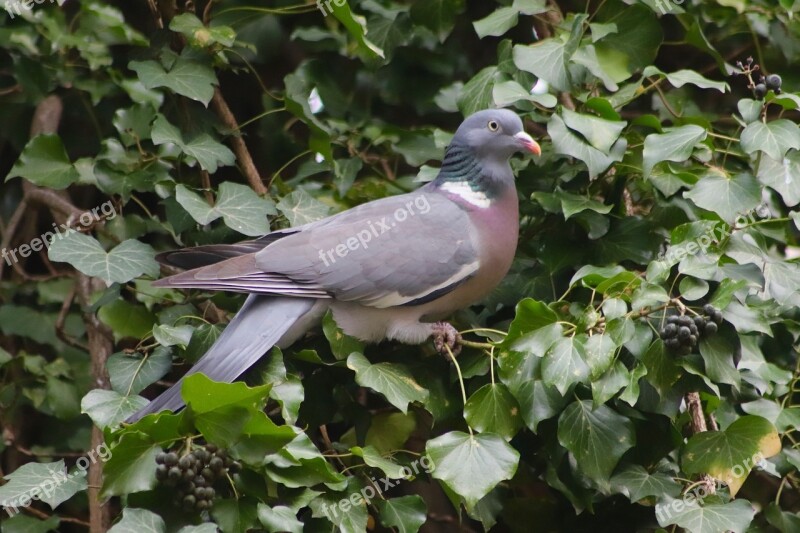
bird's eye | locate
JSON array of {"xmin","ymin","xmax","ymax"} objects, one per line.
[{"xmin": 487, "ymin": 120, "xmax": 499, "ymax": 132}]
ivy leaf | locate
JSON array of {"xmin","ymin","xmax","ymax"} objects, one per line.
[
  {"xmin": 376, "ymin": 495, "xmax": 427, "ymax": 533},
  {"xmin": 409, "ymin": 0, "xmax": 464, "ymax": 42},
  {"xmin": 257, "ymin": 504, "xmax": 303, "ymax": 533},
  {"xmin": 101, "ymin": 432, "xmax": 160, "ymax": 497},
  {"xmin": 682, "ymin": 415, "xmax": 781, "ymax": 496},
  {"xmin": 457, "ymin": 66, "xmax": 499, "ymax": 117},
  {"xmin": 322, "ymin": 311, "xmax": 365, "ymax": 360},
  {"xmin": 611, "ymin": 464, "xmax": 682, "ymax": 501},
  {"xmin": 643, "ymin": 125, "xmax": 708, "ymax": 177},
  {"xmin": 683, "ymin": 170, "xmax": 761, "ymax": 223},
  {"xmin": 542, "ymin": 336, "xmax": 590, "ymax": 395},
  {"xmin": 0, "ymin": 461, "xmax": 87, "ymax": 510},
  {"xmin": 583, "ymin": 333, "xmax": 617, "ymax": 379},
  {"xmin": 259, "ymin": 348, "xmax": 304, "ymax": 424},
  {"xmin": 350, "ymin": 446, "xmax": 407, "ymax": 479},
  {"xmin": 740, "ymin": 119, "xmax": 800, "ymax": 161},
  {"xmin": 169, "ymin": 13, "xmax": 236, "ymax": 47},
  {"xmin": 108, "ymin": 508, "xmax": 165, "ymax": 533},
  {"xmin": 514, "ymin": 40, "xmax": 571, "ymax": 92},
  {"xmin": 561, "ymin": 109, "xmax": 626, "ymax": 153},
  {"xmin": 558, "ymin": 400, "xmax": 635, "ymax": 488},
  {"xmin": 426, "ymin": 431, "xmax": 519, "ymax": 509},
  {"xmin": 593, "ymin": 2, "xmax": 662, "ymax": 83},
  {"xmin": 152, "ymin": 324, "xmax": 194, "ymax": 348},
  {"xmin": 493, "ymin": 80, "xmax": 557, "ymax": 108},
  {"xmin": 81, "ymin": 389, "xmax": 148, "ymax": 429},
  {"xmin": 463, "ymin": 383, "xmax": 523, "ymax": 440},
  {"xmin": 5, "ymin": 134, "xmax": 79, "ymax": 189},
  {"xmin": 49, "ymin": 233, "xmax": 158, "ymax": 285},
  {"xmin": 643, "ymin": 66, "xmax": 729, "ymax": 92},
  {"xmin": 473, "ymin": 0, "xmax": 547, "ymax": 38},
  {"xmin": 328, "ymin": 1, "xmax": 385, "ymax": 59},
  {"xmin": 182, "ymin": 373, "xmax": 271, "ymax": 415},
  {"xmin": 758, "ymin": 150, "xmax": 800, "ymax": 207},
  {"xmin": 129, "ymin": 51, "xmax": 217, "ymax": 105},
  {"xmin": 347, "ymin": 353, "xmax": 429, "ymax": 414},
  {"xmin": 276, "ymin": 189, "xmax": 332, "ymax": 227},
  {"xmin": 151, "ymin": 115, "xmax": 235, "ymax": 172},
  {"xmin": 656, "ymin": 496, "xmax": 755, "ymax": 533},
  {"xmin": 107, "ymin": 347, "xmax": 172, "ymax": 396},
  {"xmin": 211, "ymin": 498, "xmax": 259, "ymax": 533},
  {"xmin": 548, "ymin": 114, "xmax": 624, "ymax": 177},
  {"xmin": 175, "ymin": 182, "xmax": 275, "ymax": 236}
]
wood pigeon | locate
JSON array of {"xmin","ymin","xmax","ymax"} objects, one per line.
[{"xmin": 128, "ymin": 109, "xmax": 540, "ymax": 421}]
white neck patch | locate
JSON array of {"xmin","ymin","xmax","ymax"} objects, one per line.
[{"xmin": 440, "ymin": 181, "xmax": 490, "ymax": 208}]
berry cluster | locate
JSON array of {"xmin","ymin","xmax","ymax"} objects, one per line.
[
  {"xmin": 736, "ymin": 57, "xmax": 782, "ymax": 99},
  {"xmin": 755, "ymin": 74, "xmax": 782, "ymax": 99},
  {"xmin": 155, "ymin": 443, "xmax": 241, "ymax": 511},
  {"xmin": 659, "ymin": 305, "xmax": 722, "ymax": 355}
]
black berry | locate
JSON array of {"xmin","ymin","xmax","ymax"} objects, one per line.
[
  {"xmin": 766, "ymin": 74, "xmax": 782, "ymax": 92},
  {"xmin": 754, "ymin": 84, "xmax": 767, "ymax": 99}
]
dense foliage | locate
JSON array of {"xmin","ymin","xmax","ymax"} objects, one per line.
[{"xmin": 1, "ymin": 0, "xmax": 800, "ymax": 531}]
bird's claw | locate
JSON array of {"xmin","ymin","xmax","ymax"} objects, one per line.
[{"xmin": 432, "ymin": 322, "xmax": 462, "ymax": 358}]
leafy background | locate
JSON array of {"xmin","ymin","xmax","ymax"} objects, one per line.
[{"xmin": 1, "ymin": 0, "xmax": 799, "ymax": 532}]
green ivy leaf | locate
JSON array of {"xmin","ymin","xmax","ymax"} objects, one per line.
[
  {"xmin": 0, "ymin": 461, "xmax": 87, "ymax": 510},
  {"xmin": 129, "ymin": 51, "xmax": 217, "ymax": 105},
  {"xmin": 169, "ymin": 13, "xmax": 236, "ymax": 47},
  {"xmin": 257, "ymin": 504, "xmax": 303, "ymax": 533},
  {"xmin": 107, "ymin": 347, "xmax": 172, "ymax": 396},
  {"xmin": 684, "ymin": 170, "xmax": 761, "ymax": 223},
  {"xmin": 740, "ymin": 119, "xmax": 800, "ymax": 161},
  {"xmin": 656, "ymin": 496, "xmax": 755, "ymax": 533},
  {"xmin": 548, "ymin": 114, "xmax": 625, "ymax": 177},
  {"xmin": 463, "ymin": 383, "xmax": 523, "ymax": 440},
  {"xmin": 542, "ymin": 336, "xmax": 590, "ymax": 395},
  {"xmin": 108, "ymin": 508, "xmax": 165, "ymax": 533},
  {"xmin": 682, "ymin": 415, "xmax": 781, "ymax": 496},
  {"xmin": 101, "ymin": 432, "xmax": 160, "ymax": 497},
  {"xmin": 409, "ymin": 0, "xmax": 464, "ymax": 42},
  {"xmin": 5, "ymin": 134, "xmax": 79, "ymax": 189},
  {"xmin": 151, "ymin": 115, "xmax": 235, "ymax": 173},
  {"xmin": 81, "ymin": 389, "xmax": 148, "ymax": 429},
  {"xmin": 611, "ymin": 464, "xmax": 681, "ymax": 502},
  {"xmin": 557, "ymin": 400, "xmax": 635, "ymax": 487},
  {"xmin": 758, "ymin": 150, "xmax": 800, "ymax": 207},
  {"xmin": 457, "ymin": 66, "xmax": 499, "ymax": 117},
  {"xmin": 347, "ymin": 352, "xmax": 428, "ymax": 414},
  {"xmin": 642, "ymin": 125, "xmax": 708, "ymax": 177},
  {"xmin": 175, "ymin": 182, "xmax": 275, "ymax": 236},
  {"xmin": 561, "ymin": 108, "xmax": 626, "ymax": 153},
  {"xmin": 376, "ymin": 495, "xmax": 427, "ymax": 533},
  {"xmin": 426, "ymin": 431, "xmax": 519, "ymax": 509},
  {"xmin": 473, "ymin": 0, "xmax": 546, "ymax": 38},
  {"xmin": 350, "ymin": 445, "xmax": 407, "ymax": 479},
  {"xmin": 276, "ymin": 189, "xmax": 332, "ymax": 227},
  {"xmin": 49, "ymin": 233, "xmax": 158, "ymax": 285}
]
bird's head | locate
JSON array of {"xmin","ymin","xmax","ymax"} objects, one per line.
[{"xmin": 453, "ymin": 109, "xmax": 541, "ymax": 161}]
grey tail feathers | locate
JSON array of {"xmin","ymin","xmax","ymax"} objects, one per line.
[{"xmin": 126, "ymin": 295, "xmax": 315, "ymax": 422}]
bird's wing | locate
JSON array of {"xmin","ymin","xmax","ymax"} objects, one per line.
[{"xmin": 154, "ymin": 190, "xmax": 480, "ymax": 308}]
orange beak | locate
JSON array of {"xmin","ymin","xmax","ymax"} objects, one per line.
[{"xmin": 514, "ymin": 131, "xmax": 541, "ymax": 156}]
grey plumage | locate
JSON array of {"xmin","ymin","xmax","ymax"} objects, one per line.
[{"xmin": 127, "ymin": 109, "xmax": 539, "ymax": 422}]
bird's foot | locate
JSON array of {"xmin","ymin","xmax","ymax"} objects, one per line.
[{"xmin": 432, "ymin": 322, "xmax": 462, "ymax": 358}]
